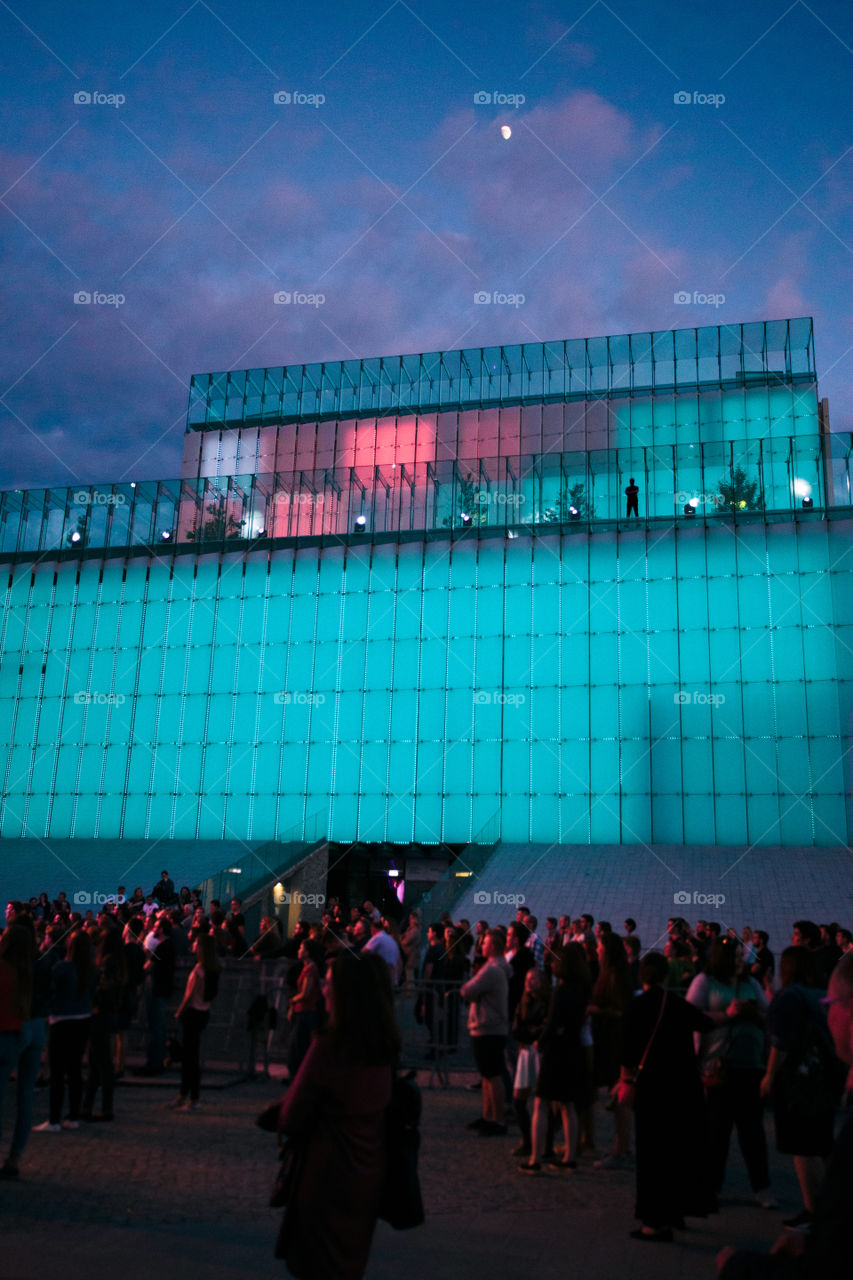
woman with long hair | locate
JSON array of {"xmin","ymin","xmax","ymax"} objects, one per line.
[
  {"xmin": 34, "ymin": 930, "xmax": 96, "ymax": 1132},
  {"xmin": 81, "ymin": 927, "xmax": 128, "ymax": 1121},
  {"xmin": 287, "ymin": 938, "xmax": 324, "ymax": 1079},
  {"xmin": 519, "ymin": 942, "xmax": 592, "ymax": 1174},
  {"xmin": 619, "ymin": 951, "xmax": 715, "ymax": 1241},
  {"xmin": 275, "ymin": 949, "xmax": 401, "ymax": 1280},
  {"xmin": 589, "ymin": 931, "xmax": 635, "ymax": 1169},
  {"xmin": 512, "ymin": 966, "xmax": 550, "ymax": 1158},
  {"xmin": 170, "ymin": 932, "xmax": 221, "ymax": 1112}
]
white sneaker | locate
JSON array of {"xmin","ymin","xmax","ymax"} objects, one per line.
[
  {"xmin": 33, "ymin": 1121, "xmax": 62, "ymax": 1133},
  {"xmin": 61, "ymin": 1120, "xmax": 79, "ymax": 1130}
]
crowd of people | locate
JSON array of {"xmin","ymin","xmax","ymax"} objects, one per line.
[
  {"xmin": 1, "ymin": 880, "xmax": 851, "ymax": 1274},
  {"xmin": 0, "ymin": 870, "xmax": 246, "ymax": 1172},
  {"xmin": 402, "ymin": 905, "xmax": 851, "ymax": 1263}
]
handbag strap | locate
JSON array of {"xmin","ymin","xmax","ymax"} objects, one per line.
[{"xmin": 638, "ymin": 990, "xmax": 668, "ymax": 1073}]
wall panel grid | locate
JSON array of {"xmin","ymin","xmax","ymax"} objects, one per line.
[{"xmin": 0, "ymin": 520, "xmax": 850, "ymax": 846}]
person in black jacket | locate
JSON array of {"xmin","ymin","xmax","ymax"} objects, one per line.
[
  {"xmin": 82, "ymin": 927, "xmax": 127, "ymax": 1121},
  {"xmin": 506, "ymin": 922, "xmax": 535, "ymax": 1023},
  {"xmin": 142, "ymin": 917, "xmax": 175, "ymax": 1075}
]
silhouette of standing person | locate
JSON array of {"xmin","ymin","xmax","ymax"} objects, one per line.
[{"xmin": 625, "ymin": 477, "xmax": 639, "ymax": 518}]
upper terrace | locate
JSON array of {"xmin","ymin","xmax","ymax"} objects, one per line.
[{"xmin": 186, "ymin": 318, "xmax": 817, "ymax": 431}]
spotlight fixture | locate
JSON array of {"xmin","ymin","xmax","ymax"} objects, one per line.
[
  {"xmin": 160, "ymin": 529, "xmax": 172, "ymax": 541},
  {"xmin": 69, "ymin": 530, "xmax": 82, "ymax": 544},
  {"xmin": 354, "ymin": 514, "xmax": 367, "ymax": 532},
  {"xmin": 569, "ymin": 505, "xmax": 580, "ymax": 521},
  {"xmin": 801, "ymin": 496, "xmax": 813, "ymax": 509},
  {"xmin": 460, "ymin": 511, "xmax": 472, "ymax": 526},
  {"xmin": 255, "ymin": 526, "xmax": 267, "ymax": 537},
  {"xmin": 684, "ymin": 502, "xmax": 697, "ymax": 517}
]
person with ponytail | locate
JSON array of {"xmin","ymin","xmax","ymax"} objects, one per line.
[{"xmin": 169, "ymin": 932, "xmax": 221, "ymax": 1112}]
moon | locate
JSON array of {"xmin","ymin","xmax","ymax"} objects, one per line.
[{"xmin": 500, "ymin": 124, "xmax": 512, "ymax": 140}]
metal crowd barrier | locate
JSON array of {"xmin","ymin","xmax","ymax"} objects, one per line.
[{"xmin": 127, "ymin": 963, "xmax": 478, "ymax": 1084}]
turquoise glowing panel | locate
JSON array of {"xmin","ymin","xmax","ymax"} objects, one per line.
[{"xmin": 0, "ymin": 516, "xmax": 851, "ymax": 846}]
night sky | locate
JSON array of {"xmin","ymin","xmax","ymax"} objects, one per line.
[{"xmin": 1, "ymin": 0, "xmax": 851, "ymax": 490}]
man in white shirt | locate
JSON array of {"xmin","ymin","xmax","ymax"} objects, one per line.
[{"xmin": 363, "ymin": 918, "xmax": 401, "ymax": 980}]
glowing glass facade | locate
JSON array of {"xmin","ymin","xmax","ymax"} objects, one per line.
[{"xmin": 1, "ymin": 318, "xmax": 851, "ymax": 848}]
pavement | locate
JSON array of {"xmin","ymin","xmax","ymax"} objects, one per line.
[{"xmin": 0, "ymin": 1065, "xmax": 814, "ymax": 1280}]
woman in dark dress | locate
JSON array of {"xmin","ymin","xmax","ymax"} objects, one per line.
[
  {"xmin": 519, "ymin": 943, "xmax": 591, "ymax": 1173},
  {"xmin": 276, "ymin": 950, "xmax": 401, "ymax": 1280},
  {"xmin": 618, "ymin": 951, "xmax": 715, "ymax": 1241}
]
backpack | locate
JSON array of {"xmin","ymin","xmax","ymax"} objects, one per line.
[{"xmin": 378, "ymin": 1071, "xmax": 425, "ymax": 1230}]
